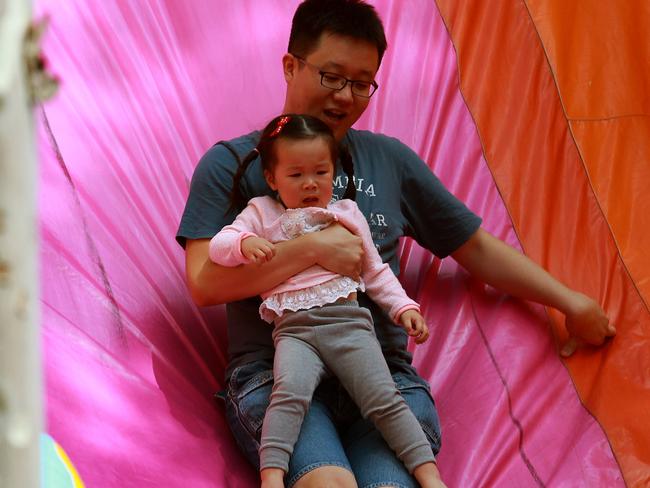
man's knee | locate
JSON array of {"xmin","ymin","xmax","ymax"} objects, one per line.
[
  {"xmin": 292, "ymin": 466, "xmax": 357, "ymax": 488},
  {"xmin": 393, "ymin": 373, "xmax": 441, "ymax": 454},
  {"xmin": 224, "ymin": 363, "xmax": 275, "ymax": 468}
]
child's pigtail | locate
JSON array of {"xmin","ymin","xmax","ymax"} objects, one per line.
[
  {"xmin": 227, "ymin": 148, "xmax": 260, "ymax": 215},
  {"xmin": 340, "ymin": 145, "xmax": 356, "ymax": 201}
]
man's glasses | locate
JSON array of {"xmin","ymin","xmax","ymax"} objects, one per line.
[{"xmin": 292, "ymin": 54, "xmax": 379, "ymax": 98}]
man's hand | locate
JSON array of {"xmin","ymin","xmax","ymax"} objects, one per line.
[
  {"xmin": 241, "ymin": 236, "xmax": 276, "ymax": 264},
  {"xmin": 399, "ymin": 309, "xmax": 429, "ymax": 344},
  {"xmin": 561, "ymin": 291, "xmax": 616, "ymax": 357},
  {"xmin": 312, "ymin": 223, "xmax": 364, "ymax": 280}
]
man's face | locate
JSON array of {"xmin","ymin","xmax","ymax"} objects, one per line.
[{"xmin": 283, "ymin": 33, "xmax": 380, "ymax": 141}]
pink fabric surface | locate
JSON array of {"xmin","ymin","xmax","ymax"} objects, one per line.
[{"xmin": 35, "ymin": 0, "xmax": 622, "ymax": 486}]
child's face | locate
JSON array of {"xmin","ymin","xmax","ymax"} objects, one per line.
[{"xmin": 264, "ymin": 137, "xmax": 334, "ymax": 209}]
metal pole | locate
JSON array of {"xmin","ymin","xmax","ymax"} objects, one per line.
[{"xmin": 0, "ymin": 0, "xmax": 42, "ymax": 486}]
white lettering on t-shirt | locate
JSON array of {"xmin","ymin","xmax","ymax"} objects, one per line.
[
  {"xmin": 332, "ymin": 176, "xmax": 376, "ymax": 198},
  {"xmin": 369, "ymin": 212, "xmax": 388, "ymax": 227}
]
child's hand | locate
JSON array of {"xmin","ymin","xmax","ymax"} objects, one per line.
[
  {"xmin": 241, "ymin": 236, "xmax": 276, "ymax": 264},
  {"xmin": 399, "ymin": 309, "xmax": 429, "ymax": 344}
]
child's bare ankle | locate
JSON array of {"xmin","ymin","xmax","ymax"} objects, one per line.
[
  {"xmin": 413, "ymin": 462, "xmax": 447, "ymax": 488},
  {"xmin": 260, "ymin": 467, "xmax": 285, "ymax": 488}
]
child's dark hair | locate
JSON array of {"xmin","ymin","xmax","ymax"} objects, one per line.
[
  {"xmin": 289, "ymin": 0, "xmax": 387, "ymax": 67},
  {"xmin": 229, "ymin": 114, "xmax": 356, "ymax": 212}
]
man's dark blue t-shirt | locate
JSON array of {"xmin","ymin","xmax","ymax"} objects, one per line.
[{"xmin": 177, "ymin": 129, "xmax": 482, "ymax": 380}]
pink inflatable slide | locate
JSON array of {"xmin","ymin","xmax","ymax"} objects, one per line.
[{"xmin": 39, "ymin": 1, "xmax": 649, "ymax": 486}]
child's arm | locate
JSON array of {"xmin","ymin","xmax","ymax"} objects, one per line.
[
  {"xmin": 340, "ymin": 202, "xmax": 422, "ymax": 324},
  {"xmin": 208, "ymin": 203, "xmax": 264, "ymax": 267}
]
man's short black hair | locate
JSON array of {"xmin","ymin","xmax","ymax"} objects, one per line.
[{"xmin": 289, "ymin": 0, "xmax": 387, "ymax": 66}]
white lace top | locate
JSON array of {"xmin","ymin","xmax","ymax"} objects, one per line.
[{"xmin": 259, "ymin": 207, "xmax": 364, "ymax": 322}]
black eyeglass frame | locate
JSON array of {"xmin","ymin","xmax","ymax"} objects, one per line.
[{"xmin": 291, "ymin": 54, "xmax": 379, "ymax": 99}]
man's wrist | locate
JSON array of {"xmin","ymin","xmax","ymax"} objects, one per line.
[
  {"xmin": 548, "ymin": 285, "xmax": 574, "ymax": 314},
  {"xmin": 277, "ymin": 232, "xmax": 320, "ymax": 267},
  {"xmin": 299, "ymin": 232, "xmax": 320, "ymax": 263}
]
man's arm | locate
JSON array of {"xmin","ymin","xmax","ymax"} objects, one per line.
[
  {"xmin": 185, "ymin": 223, "xmax": 364, "ymax": 306},
  {"xmin": 451, "ymin": 228, "xmax": 616, "ymax": 356}
]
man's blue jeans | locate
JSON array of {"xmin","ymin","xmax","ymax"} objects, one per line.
[{"xmin": 224, "ymin": 358, "xmax": 442, "ymax": 488}]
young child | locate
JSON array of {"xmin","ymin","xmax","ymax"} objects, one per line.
[{"xmin": 209, "ymin": 114, "xmax": 447, "ymax": 488}]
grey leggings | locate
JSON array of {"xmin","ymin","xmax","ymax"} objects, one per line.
[{"xmin": 259, "ymin": 301, "xmax": 435, "ymax": 473}]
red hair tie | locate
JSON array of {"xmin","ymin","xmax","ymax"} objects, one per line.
[{"xmin": 269, "ymin": 116, "xmax": 291, "ymax": 137}]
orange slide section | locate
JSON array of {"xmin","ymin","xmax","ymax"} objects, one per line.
[
  {"xmin": 527, "ymin": 0, "xmax": 650, "ymax": 315},
  {"xmin": 434, "ymin": 0, "xmax": 650, "ymax": 486}
]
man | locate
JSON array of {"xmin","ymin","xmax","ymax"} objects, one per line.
[{"xmin": 177, "ymin": 1, "xmax": 615, "ymax": 486}]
